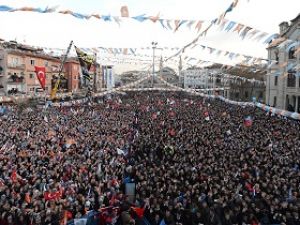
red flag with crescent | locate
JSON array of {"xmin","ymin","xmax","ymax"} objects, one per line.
[
  {"xmin": 34, "ymin": 66, "xmax": 46, "ymax": 90},
  {"xmin": 44, "ymin": 190, "xmax": 62, "ymax": 201}
]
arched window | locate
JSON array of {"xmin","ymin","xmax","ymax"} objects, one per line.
[
  {"xmin": 289, "ymin": 47, "xmax": 296, "ymax": 59},
  {"xmin": 287, "ymin": 73, "xmax": 296, "ymax": 87},
  {"xmin": 275, "ymin": 50, "xmax": 279, "ymax": 64}
]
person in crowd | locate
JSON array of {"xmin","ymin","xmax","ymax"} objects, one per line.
[{"xmin": 0, "ymin": 91, "xmax": 299, "ymax": 225}]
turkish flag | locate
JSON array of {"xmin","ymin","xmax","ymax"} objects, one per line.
[
  {"xmin": 44, "ymin": 190, "xmax": 62, "ymax": 201},
  {"xmin": 35, "ymin": 66, "xmax": 46, "ymax": 90}
]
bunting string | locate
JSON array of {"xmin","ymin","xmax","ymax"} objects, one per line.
[{"xmin": 0, "ymin": 3, "xmax": 276, "ymax": 41}]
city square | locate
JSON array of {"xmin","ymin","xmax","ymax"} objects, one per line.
[{"xmin": 0, "ymin": 0, "xmax": 299, "ymax": 224}]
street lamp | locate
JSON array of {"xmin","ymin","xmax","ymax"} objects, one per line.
[{"xmin": 151, "ymin": 42, "xmax": 158, "ymax": 88}]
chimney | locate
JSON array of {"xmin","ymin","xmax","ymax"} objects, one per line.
[{"xmin": 279, "ymin": 21, "xmax": 289, "ymax": 35}]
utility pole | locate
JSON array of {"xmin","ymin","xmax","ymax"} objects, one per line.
[
  {"xmin": 151, "ymin": 42, "xmax": 158, "ymax": 88},
  {"xmin": 93, "ymin": 53, "xmax": 97, "ymax": 92},
  {"xmin": 178, "ymin": 55, "xmax": 182, "ymax": 88}
]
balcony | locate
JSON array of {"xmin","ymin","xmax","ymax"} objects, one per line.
[
  {"xmin": 6, "ymin": 74, "xmax": 25, "ymax": 84},
  {"xmin": 7, "ymin": 63, "xmax": 25, "ymax": 70}
]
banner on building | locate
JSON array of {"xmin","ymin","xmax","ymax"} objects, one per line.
[{"xmin": 34, "ymin": 66, "xmax": 46, "ymax": 90}]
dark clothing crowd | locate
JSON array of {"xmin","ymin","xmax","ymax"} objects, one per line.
[{"xmin": 0, "ymin": 91, "xmax": 300, "ymax": 225}]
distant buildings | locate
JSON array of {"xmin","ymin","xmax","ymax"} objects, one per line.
[
  {"xmin": 225, "ymin": 66, "xmax": 266, "ymax": 102},
  {"xmin": 182, "ymin": 67, "xmax": 229, "ymax": 96},
  {"xmin": 266, "ymin": 14, "xmax": 300, "ymax": 112},
  {"xmin": 182, "ymin": 68, "xmax": 220, "ymax": 89},
  {"xmin": 0, "ymin": 41, "xmax": 105, "ymax": 95},
  {"xmin": 181, "ymin": 64, "xmax": 266, "ymax": 101}
]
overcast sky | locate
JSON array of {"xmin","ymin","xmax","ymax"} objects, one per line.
[{"xmin": 0, "ymin": 0, "xmax": 299, "ymax": 73}]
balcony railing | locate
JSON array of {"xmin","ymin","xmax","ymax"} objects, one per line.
[
  {"xmin": 7, "ymin": 63, "xmax": 25, "ymax": 70},
  {"xmin": 7, "ymin": 75, "xmax": 25, "ymax": 84}
]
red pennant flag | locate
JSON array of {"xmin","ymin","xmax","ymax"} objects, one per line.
[
  {"xmin": 34, "ymin": 66, "xmax": 46, "ymax": 90},
  {"xmin": 131, "ymin": 207, "xmax": 144, "ymax": 218}
]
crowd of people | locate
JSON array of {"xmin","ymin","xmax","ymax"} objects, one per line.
[{"xmin": 0, "ymin": 91, "xmax": 300, "ymax": 225}]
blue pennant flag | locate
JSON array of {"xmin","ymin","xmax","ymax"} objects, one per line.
[
  {"xmin": 0, "ymin": 5, "xmax": 13, "ymax": 11},
  {"xmin": 72, "ymin": 12, "xmax": 87, "ymax": 19},
  {"xmin": 224, "ymin": 21, "xmax": 236, "ymax": 32},
  {"xmin": 132, "ymin": 14, "xmax": 147, "ymax": 22},
  {"xmin": 159, "ymin": 19, "xmax": 167, "ymax": 29},
  {"xmin": 263, "ymin": 34, "xmax": 279, "ymax": 44},
  {"xmin": 102, "ymin": 15, "xmax": 111, "ymax": 21}
]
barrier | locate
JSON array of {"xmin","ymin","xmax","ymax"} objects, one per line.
[{"xmin": 66, "ymin": 210, "xmax": 152, "ymax": 225}]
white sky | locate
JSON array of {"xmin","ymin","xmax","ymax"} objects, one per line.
[{"xmin": 0, "ymin": 0, "xmax": 299, "ymax": 73}]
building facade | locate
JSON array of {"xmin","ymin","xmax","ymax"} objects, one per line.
[
  {"xmin": 64, "ymin": 59, "xmax": 80, "ymax": 92},
  {"xmin": 266, "ymin": 14, "xmax": 300, "ymax": 112},
  {"xmin": 0, "ymin": 41, "xmax": 61, "ymax": 94},
  {"xmin": 225, "ymin": 66, "xmax": 266, "ymax": 102},
  {"xmin": 182, "ymin": 68, "xmax": 223, "ymax": 94}
]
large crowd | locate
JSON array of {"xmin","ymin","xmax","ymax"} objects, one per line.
[{"xmin": 0, "ymin": 91, "xmax": 300, "ymax": 225}]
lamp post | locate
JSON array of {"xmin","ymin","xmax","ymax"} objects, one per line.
[{"xmin": 151, "ymin": 42, "xmax": 158, "ymax": 88}]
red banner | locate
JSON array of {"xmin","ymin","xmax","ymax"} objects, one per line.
[{"xmin": 34, "ymin": 66, "xmax": 46, "ymax": 90}]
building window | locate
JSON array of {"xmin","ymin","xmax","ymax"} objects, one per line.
[
  {"xmin": 287, "ymin": 73, "xmax": 296, "ymax": 87},
  {"xmin": 30, "ymin": 60, "xmax": 35, "ymax": 65},
  {"xmin": 12, "ymin": 58, "xmax": 19, "ymax": 65},
  {"xmin": 273, "ymin": 96, "xmax": 277, "ymax": 107},
  {"xmin": 274, "ymin": 76, "xmax": 278, "ymax": 86},
  {"xmin": 30, "ymin": 74, "xmax": 34, "ymax": 79},
  {"xmin": 245, "ymin": 91, "xmax": 249, "ymax": 98},
  {"xmin": 289, "ymin": 48, "xmax": 296, "ymax": 59},
  {"xmin": 29, "ymin": 88, "xmax": 34, "ymax": 91},
  {"xmin": 275, "ymin": 52, "xmax": 279, "ymax": 64},
  {"xmin": 235, "ymin": 92, "xmax": 239, "ymax": 98},
  {"xmin": 45, "ymin": 61, "xmax": 48, "ymax": 66}
]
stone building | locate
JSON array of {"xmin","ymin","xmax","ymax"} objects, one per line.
[
  {"xmin": 266, "ymin": 14, "xmax": 300, "ymax": 112},
  {"xmin": 0, "ymin": 41, "xmax": 61, "ymax": 94}
]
